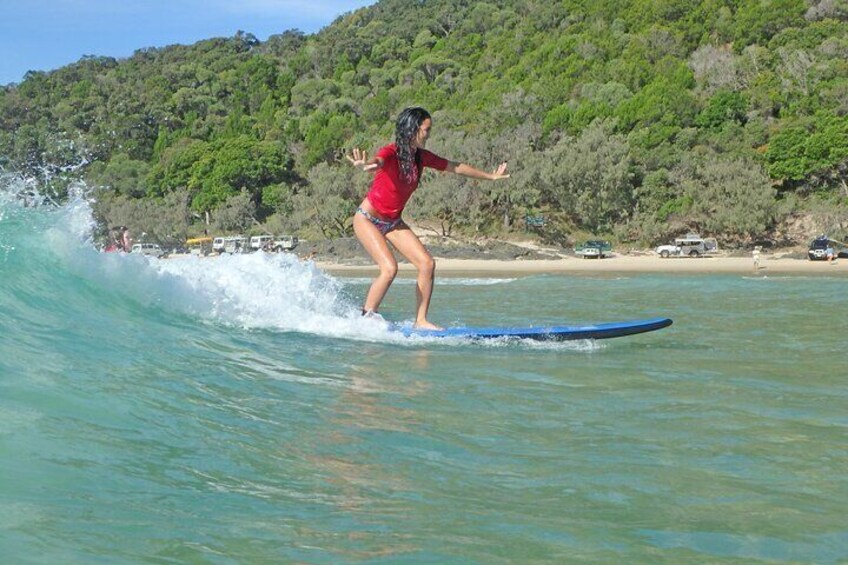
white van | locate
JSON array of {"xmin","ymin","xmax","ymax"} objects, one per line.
[{"xmin": 131, "ymin": 243, "xmax": 164, "ymax": 258}]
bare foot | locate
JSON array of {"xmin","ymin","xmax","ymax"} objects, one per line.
[
  {"xmin": 361, "ymin": 310, "xmax": 385, "ymax": 322},
  {"xmin": 414, "ymin": 320, "xmax": 443, "ymax": 330}
]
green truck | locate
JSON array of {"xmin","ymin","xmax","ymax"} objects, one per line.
[{"xmin": 574, "ymin": 239, "xmax": 612, "ymax": 259}]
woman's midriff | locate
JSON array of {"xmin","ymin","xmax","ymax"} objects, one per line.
[{"xmin": 358, "ymin": 197, "xmax": 400, "ymax": 222}]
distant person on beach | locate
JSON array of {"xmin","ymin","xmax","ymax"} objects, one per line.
[
  {"xmin": 104, "ymin": 230, "xmax": 121, "ymax": 252},
  {"xmin": 104, "ymin": 226, "xmax": 131, "ymax": 252},
  {"xmin": 346, "ymin": 107, "xmax": 510, "ymax": 329},
  {"xmin": 826, "ymin": 244, "xmax": 837, "ymax": 263},
  {"xmin": 752, "ymin": 246, "xmax": 761, "ymax": 271},
  {"xmin": 121, "ymin": 227, "xmax": 132, "ymax": 252}
]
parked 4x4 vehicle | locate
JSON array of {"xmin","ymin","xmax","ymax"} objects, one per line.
[
  {"xmin": 656, "ymin": 233, "xmax": 718, "ymax": 258},
  {"xmin": 273, "ymin": 235, "xmax": 299, "ymax": 251},
  {"xmin": 249, "ymin": 235, "xmax": 275, "ymax": 251},
  {"xmin": 574, "ymin": 239, "xmax": 612, "ymax": 259},
  {"xmin": 808, "ymin": 236, "xmax": 836, "ymax": 261}
]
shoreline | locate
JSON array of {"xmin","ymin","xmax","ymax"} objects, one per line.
[{"xmin": 315, "ymin": 254, "xmax": 848, "ymax": 275}]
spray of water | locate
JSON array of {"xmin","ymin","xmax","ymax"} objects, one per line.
[
  {"xmin": 2, "ymin": 170, "xmax": 397, "ymax": 340},
  {"xmin": 1, "ymin": 170, "xmax": 596, "ymax": 350}
]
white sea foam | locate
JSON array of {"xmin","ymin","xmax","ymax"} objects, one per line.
[{"xmin": 152, "ymin": 252, "xmax": 387, "ymax": 339}]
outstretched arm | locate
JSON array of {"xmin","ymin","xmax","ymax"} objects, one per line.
[
  {"xmin": 346, "ymin": 148, "xmax": 382, "ymax": 173},
  {"xmin": 446, "ymin": 161, "xmax": 509, "ymax": 180}
]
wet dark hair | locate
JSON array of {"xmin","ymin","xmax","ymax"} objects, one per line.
[{"xmin": 395, "ymin": 107, "xmax": 431, "ymax": 183}]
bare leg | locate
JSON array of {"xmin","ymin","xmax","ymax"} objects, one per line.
[
  {"xmin": 386, "ymin": 226, "xmax": 441, "ymax": 329},
  {"xmin": 353, "ymin": 213, "xmax": 398, "ymax": 313}
]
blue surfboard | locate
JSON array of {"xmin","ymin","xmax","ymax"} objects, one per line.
[{"xmin": 395, "ymin": 317, "xmax": 672, "ymax": 341}]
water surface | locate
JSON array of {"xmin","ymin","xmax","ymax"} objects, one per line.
[{"xmin": 1, "ymin": 187, "xmax": 846, "ymax": 563}]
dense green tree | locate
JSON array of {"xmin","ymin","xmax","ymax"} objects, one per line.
[
  {"xmin": 87, "ymin": 153, "xmax": 151, "ymax": 197},
  {"xmin": 300, "ymin": 110, "xmax": 358, "ymax": 169},
  {"xmin": 539, "ymin": 121, "xmax": 636, "ymax": 233},
  {"xmin": 411, "ymin": 171, "xmax": 484, "ymax": 236},
  {"xmin": 292, "ymin": 163, "xmax": 359, "ymax": 238},
  {"xmin": 212, "ymin": 190, "xmax": 257, "ymax": 232},
  {"xmin": 676, "ymin": 154, "xmax": 778, "ymax": 240},
  {"xmin": 695, "ymin": 90, "xmax": 748, "ymax": 129},
  {"xmin": 260, "ymin": 181, "xmax": 297, "ymax": 217},
  {"xmin": 615, "ymin": 63, "xmax": 698, "ymax": 135},
  {"xmin": 188, "ymin": 136, "xmax": 291, "ymax": 213},
  {"xmin": 766, "ymin": 112, "xmax": 848, "ymax": 189},
  {"xmin": 146, "ymin": 138, "xmax": 211, "ymax": 197},
  {"xmin": 734, "ymin": 0, "xmax": 808, "ymax": 48}
]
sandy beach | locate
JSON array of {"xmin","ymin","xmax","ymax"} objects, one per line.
[
  {"xmin": 173, "ymin": 236, "xmax": 846, "ymax": 275},
  {"xmin": 316, "ymin": 253, "xmax": 848, "ymax": 275}
]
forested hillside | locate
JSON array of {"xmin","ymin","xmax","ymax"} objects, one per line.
[{"xmin": 1, "ymin": 0, "xmax": 846, "ymax": 247}]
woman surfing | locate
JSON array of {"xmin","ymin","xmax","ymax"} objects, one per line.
[{"xmin": 346, "ymin": 107, "xmax": 510, "ymax": 329}]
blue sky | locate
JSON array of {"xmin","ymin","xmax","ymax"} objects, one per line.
[{"xmin": 0, "ymin": 0, "xmax": 375, "ymax": 85}]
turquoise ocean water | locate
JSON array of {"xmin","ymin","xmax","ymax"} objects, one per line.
[{"xmin": 1, "ymin": 180, "xmax": 846, "ymax": 564}]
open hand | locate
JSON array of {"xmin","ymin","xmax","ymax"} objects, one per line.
[
  {"xmin": 491, "ymin": 162, "xmax": 510, "ymax": 180},
  {"xmin": 346, "ymin": 148, "xmax": 368, "ymax": 169}
]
